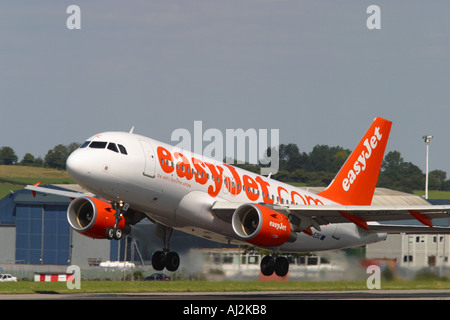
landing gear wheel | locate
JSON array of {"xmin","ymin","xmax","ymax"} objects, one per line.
[
  {"xmin": 152, "ymin": 251, "xmax": 166, "ymax": 271},
  {"xmin": 106, "ymin": 201, "xmax": 129, "ymax": 241},
  {"xmin": 105, "ymin": 227, "xmax": 114, "ymax": 240},
  {"xmin": 274, "ymin": 256, "xmax": 289, "ymax": 277},
  {"xmin": 260, "ymin": 256, "xmax": 275, "ymax": 276},
  {"xmin": 152, "ymin": 251, "xmax": 180, "ymax": 272},
  {"xmin": 166, "ymin": 252, "xmax": 180, "ymax": 272},
  {"xmin": 113, "ymin": 227, "xmax": 123, "ymax": 240},
  {"xmin": 261, "ymin": 255, "xmax": 289, "ymax": 277}
]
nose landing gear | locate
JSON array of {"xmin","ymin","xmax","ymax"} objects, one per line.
[{"xmin": 105, "ymin": 201, "xmax": 129, "ymax": 240}]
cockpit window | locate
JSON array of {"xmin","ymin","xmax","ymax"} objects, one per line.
[
  {"xmin": 118, "ymin": 144, "xmax": 128, "ymax": 155},
  {"xmin": 89, "ymin": 141, "xmax": 108, "ymax": 149},
  {"xmin": 84, "ymin": 140, "xmax": 128, "ymax": 155},
  {"xmin": 80, "ymin": 141, "xmax": 91, "ymax": 148},
  {"xmin": 107, "ymin": 143, "xmax": 119, "ymax": 153}
]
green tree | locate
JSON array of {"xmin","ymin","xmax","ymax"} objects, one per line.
[
  {"xmin": 44, "ymin": 143, "xmax": 80, "ymax": 170},
  {"xmin": 280, "ymin": 144, "xmax": 308, "ymax": 172},
  {"xmin": 378, "ymin": 151, "xmax": 424, "ymax": 193},
  {"xmin": 428, "ymin": 170, "xmax": 447, "ymax": 191},
  {"xmin": 20, "ymin": 153, "xmax": 36, "ymax": 166},
  {"xmin": 307, "ymin": 145, "xmax": 350, "ymax": 172},
  {"xmin": 20, "ymin": 153, "xmax": 44, "ymax": 167},
  {"xmin": 0, "ymin": 146, "xmax": 18, "ymax": 165}
]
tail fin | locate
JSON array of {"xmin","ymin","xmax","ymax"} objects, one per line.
[{"xmin": 318, "ymin": 117, "xmax": 392, "ymax": 205}]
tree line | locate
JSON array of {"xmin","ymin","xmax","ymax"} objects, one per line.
[
  {"xmin": 0, "ymin": 142, "xmax": 448, "ymax": 193},
  {"xmin": 247, "ymin": 143, "xmax": 449, "ymax": 194},
  {"xmin": 0, "ymin": 143, "xmax": 80, "ymax": 170}
]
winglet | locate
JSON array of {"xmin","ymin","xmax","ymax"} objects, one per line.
[
  {"xmin": 31, "ymin": 182, "xmax": 42, "ymax": 197},
  {"xmin": 318, "ymin": 117, "xmax": 392, "ymax": 205}
]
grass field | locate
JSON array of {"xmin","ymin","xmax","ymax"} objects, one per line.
[
  {"xmin": 413, "ymin": 190, "xmax": 450, "ymax": 200},
  {"xmin": 1, "ymin": 279, "xmax": 450, "ymax": 295},
  {"xmin": 0, "ymin": 165, "xmax": 74, "ymax": 198}
]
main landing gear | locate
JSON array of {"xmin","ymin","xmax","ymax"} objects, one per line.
[
  {"xmin": 260, "ymin": 251, "xmax": 289, "ymax": 277},
  {"xmin": 152, "ymin": 251, "xmax": 180, "ymax": 272},
  {"xmin": 152, "ymin": 224, "xmax": 180, "ymax": 272}
]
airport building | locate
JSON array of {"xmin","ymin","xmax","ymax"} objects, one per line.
[
  {"xmin": 0, "ymin": 185, "xmax": 449, "ymax": 278},
  {"xmin": 0, "ymin": 186, "xmax": 114, "ymax": 266}
]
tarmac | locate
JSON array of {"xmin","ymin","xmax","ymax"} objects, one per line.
[{"xmin": 1, "ymin": 289, "xmax": 449, "ymax": 300}]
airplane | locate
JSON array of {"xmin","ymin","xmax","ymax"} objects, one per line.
[{"xmin": 27, "ymin": 117, "xmax": 450, "ymax": 277}]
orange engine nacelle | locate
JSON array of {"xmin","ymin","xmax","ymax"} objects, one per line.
[
  {"xmin": 231, "ymin": 203, "xmax": 296, "ymax": 247},
  {"xmin": 67, "ymin": 196, "xmax": 125, "ymax": 239}
]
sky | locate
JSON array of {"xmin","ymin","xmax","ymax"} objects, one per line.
[{"xmin": 1, "ymin": 1, "xmax": 449, "ymax": 177}]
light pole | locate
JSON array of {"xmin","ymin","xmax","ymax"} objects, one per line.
[{"xmin": 423, "ymin": 135, "xmax": 434, "ymax": 199}]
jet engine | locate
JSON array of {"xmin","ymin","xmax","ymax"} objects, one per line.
[
  {"xmin": 231, "ymin": 203, "xmax": 296, "ymax": 247},
  {"xmin": 67, "ymin": 196, "xmax": 126, "ymax": 239}
]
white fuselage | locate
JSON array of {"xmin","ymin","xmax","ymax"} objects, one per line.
[{"xmin": 66, "ymin": 131, "xmax": 386, "ymax": 252}]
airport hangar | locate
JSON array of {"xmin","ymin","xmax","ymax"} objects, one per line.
[{"xmin": 0, "ymin": 184, "xmax": 449, "ymax": 270}]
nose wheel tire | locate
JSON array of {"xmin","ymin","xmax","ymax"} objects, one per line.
[
  {"xmin": 152, "ymin": 251, "xmax": 180, "ymax": 272},
  {"xmin": 112, "ymin": 227, "xmax": 122, "ymax": 240},
  {"xmin": 106, "ymin": 227, "xmax": 114, "ymax": 240},
  {"xmin": 105, "ymin": 227, "xmax": 123, "ymax": 240}
]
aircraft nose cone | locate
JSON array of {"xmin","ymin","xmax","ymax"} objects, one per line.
[{"xmin": 66, "ymin": 149, "xmax": 91, "ymax": 181}]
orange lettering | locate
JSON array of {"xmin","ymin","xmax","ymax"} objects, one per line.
[
  {"xmin": 205, "ymin": 163, "xmax": 224, "ymax": 197},
  {"xmin": 255, "ymin": 176, "xmax": 273, "ymax": 204},
  {"xmin": 223, "ymin": 164, "xmax": 242, "ymax": 196},
  {"xmin": 277, "ymin": 186, "xmax": 289, "ymax": 204},
  {"xmin": 243, "ymin": 175, "xmax": 259, "ymax": 201},
  {"xmin": 157, "ymin": 146, "xmax": 174, "ymax": 174},
  {"xmin": 291, "ymin": 191, "xmax": 307, "ymax": 205},
  {"xmin": 174, "ymin": 152, "xmax": 193, "ymax": 180},
  {"xmin": 305, "ymin": 195, "xmax": 324, "ymax": 205},
  {"xmin": 192, "ymin": 157, "xmax": 208, "ymax": 185}
]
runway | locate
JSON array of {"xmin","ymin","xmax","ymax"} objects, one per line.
[{"xmin": 2, "ymin": 289, "xmax": 450, "ymax": 300}]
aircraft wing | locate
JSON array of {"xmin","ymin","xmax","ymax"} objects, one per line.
[
  {"xmin": 25, "ymin": 184, "xmax": 92, "ymax": 199},
  {"xmin": 212, "ymin": 202, "xmax": 450, "ymax": 231}
]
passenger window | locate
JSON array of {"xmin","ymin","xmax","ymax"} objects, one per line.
[
  {"xmin": 107, "ymin": 143, "xmax": 119, "ymax": 153},
  {"xmin": 89, "ymin": 141, "xmax": 107, "ymax": 149},
  {"xmin": 80, "ymin": 141, "xmax": 91, "ymax": 148},
  {"xmin": 118, "ymin": 144, "xmax": 128, "ymax": 155}
]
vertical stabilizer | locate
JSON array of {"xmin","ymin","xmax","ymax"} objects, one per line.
[{"xmin": 318, "ymin": 117, "xmax": 392, "ymax": 205}]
